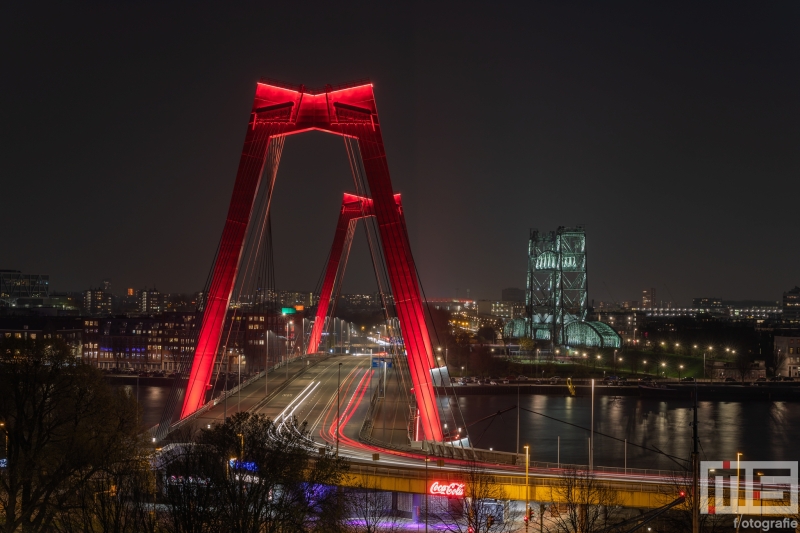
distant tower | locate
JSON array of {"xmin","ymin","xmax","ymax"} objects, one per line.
[
  {"xmin": 526, "ymin": 226, "xmax": 588, "ymax": 346},
  {"xmin": 642, "ymin": 288, "xmax": 656, "ymax": 308},
  {"xmin": 783, "ymin": 286, "xmax": 800, "ymax": 324},
  {"xmin": 139, "ymin": 288, "xmax": 163, "ymax": 314}
]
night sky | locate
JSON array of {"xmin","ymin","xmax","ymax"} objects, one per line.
[{"xmin": 2, "ymin": 2, "xmax": 798, "ymax": 304}]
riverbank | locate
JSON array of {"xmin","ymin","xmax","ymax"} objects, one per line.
[{"xmin": 437, "ymin": 383, "xmax": 800, "ymax": 401}]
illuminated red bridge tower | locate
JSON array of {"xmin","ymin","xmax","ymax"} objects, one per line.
[{"xmin": 180, "ymin": 80, "xmax": 443, "ymax": 442}]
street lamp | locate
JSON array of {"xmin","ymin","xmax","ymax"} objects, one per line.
[
  {"xmin": 524, "ymin": 444, "xmax": 530, "ymax": 527},
  {"xmin": 425, "ymin": 454, "xmax": 430, "ymax": 533},
  {"xmin": 737, "ymin": 452, "xmax": 743, "ymax": 501},
  {"xmin": 679, "ymin": 364, "xmax": 684, "ymax": 380},
  {"xmin": 737, "ymin": 452, "xmax": 743, "ymax": 479},
  {"xmin": 0, "ymin": 421, "xmax": 7, "ymax": 460},
  {"xmin": 337, "ymin": 362, "xmax": 342, "ymax": 457}
]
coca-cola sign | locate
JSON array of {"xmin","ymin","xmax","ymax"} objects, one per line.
[{"xmin": 429, "ymin": 481, "xmax": 465, "ymax": 497}]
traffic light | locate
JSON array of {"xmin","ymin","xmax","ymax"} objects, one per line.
[
  {"xmin": 487, "ymin": 515, "xmax": 494, "ymax": 527},
  {"xmin": 468, "ymin": 528, "xmax": 474, "ymax": 533}
]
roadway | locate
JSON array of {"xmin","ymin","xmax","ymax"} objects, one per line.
[{"xmin": 179, "ymin": 354, "xmax": 686, "ymax": 509}]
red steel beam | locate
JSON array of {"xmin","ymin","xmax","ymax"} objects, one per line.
[
  {"xmin": 180, "ymin": 81, "xmax": 443, "ymax": 442},
  {"xmin": 307, "ymin": 193, "xmax": 403, "ymax": 355}
]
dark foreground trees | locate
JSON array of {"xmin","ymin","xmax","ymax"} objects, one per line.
[
  {"xmin": 0, "ymin": 338, "xmax": 352, "ymax": 533},
  {"xmin": 160, "ymin": 412, "xmax": 350, "ymax": 533},
  {"xmin": 0, "ymin": 337, "xmax": 143, "ymax": 533},
  {"xmin": 544, "ymin": 468, "xmax": 623, "ymax": 533}
]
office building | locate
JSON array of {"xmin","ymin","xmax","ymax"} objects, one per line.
[
  {"xmin": 783, "ymin": 287, "xmax": 800, "ymax": 324},
  {"xmin": 642, "ymin": 288, "xmax": 656, "ymax": 308},
  {"xmin": 83, "ymin": 287, "xmax": 112, "ymax": 316},
  {"xmin": 0, "ymin": 270, "xmax": 49, "ymax": 305},
  {"xmin": 139, "ymin": 288, "xmax": 163, "ymax": 314}
]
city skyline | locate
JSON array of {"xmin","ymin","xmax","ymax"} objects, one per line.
[{"xmin": 2, "ymin": 3, "xmax": 798, "ymax": 303}]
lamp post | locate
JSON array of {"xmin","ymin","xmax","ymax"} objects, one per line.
[
  {"xmin": 679, "ymin": 364, "xmax": 684, "ymax": 381},
  {"xmin": 737, "ymin": 451, "xmax": 743, "ymax": 515},
  {"xmin": 337, "ymin": 362, "xmax": 342, "ymax": 457},
  {"xmin": 265, "ymin": 330, "xmax": 269, "ymax": 397},
  {"xmin": 425, "ymin": 453, "xmax": 429, "ymax": 533},
  {"xmin": 237, "ymin": 432, "xmax": 244, "ymax": 459},
  {"xmin": 0, "ymin": 421, "xmax": 7, "ymax": 461},
  {"xmin": 524, "ymin": 444, "xmax": 530, "ymax": 527}
]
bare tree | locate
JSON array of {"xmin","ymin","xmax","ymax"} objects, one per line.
[
  {"xmin": 427, "ymin": 460, "xmax": 518, "ymax": 533},
  {"xmin": 652, "ymin": 470, "xmax": 728, "ymax": 533},
  {"xmin": 0, "ymin": 337, "xmax": 141, "ymax": 533},
  {"xmin": 159, "ymin": 442, "xmax": 223, "ymax": 533},
  {"xmin": 51, "ymin": 453, "xmax": 158, "ymax": 533},
  {"xmin": 733, "ymin": 352, "xmax": 754, "ymax": 383},
  {"xmin": 345, "ymin": 478, "xmax": 402, "ymax": 533},
  {"xmin": 543, "ymin": 467, "xmax": 623, "ymax": 533},
  {"xmin": 766, "ymin": 347, "xmax": 788, "ymax": 378},
  {"xmin": 159, "ymin": 411, "xmax": 350, "ymax": 533}
]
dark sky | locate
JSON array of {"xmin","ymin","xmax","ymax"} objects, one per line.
[{"xmin": 2, "ymin": 2, "xmax": 799, "ymax": 305}]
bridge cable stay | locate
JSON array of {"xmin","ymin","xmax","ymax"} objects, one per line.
[
  {"xmin": 463, "ymin": 407, "xmax": 517, "ymax": 448},
  {"xmin": 343, "ymin": 138, "xmax": 413, "ymax": 433},
  {"xmin": 325, "ymin": 219, "xmax": 358, "ymax": 353},
  {"xmin": 344, "ymin": 135, "xmax": 472, "ymax": 445},
  {"xmin": 412, "ymin": 256, "xmax": 471, "ymax": 445},
  {"xmin": 347, "ymin": 136, "xmax": 436, "ymax": 444},
  {"xmin": 344, "ymin": 137, "xmax": 472, "ymax": 444},
  {"xmin": 203, "ymin": 134, "xmax": 284, "ymax": 419},
  {"xmin": 154, "ymin": 163, "xmax": 238, "ymax": 438},
  {"xmin": 220, "ymin": 135, "xmax": 286, "ymax": 386},
  {"xmin": 154, "ymin": 236, "xmax": 221, "ymax": 439},
  {"xmin": 154, "ymin": 136, "xmax": 286, "ymax": 439},
  {"xmin": 518, "ymin": 406, "xmax": 689, "ymax": 468},
  {"xmin": 347, "ymin": 137, "xmax": 447, "ymax": 444}
]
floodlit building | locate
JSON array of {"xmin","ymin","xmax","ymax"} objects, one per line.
[{"xmin": 504, "ymin": 226, "xmax": 621, "ymax": 348}]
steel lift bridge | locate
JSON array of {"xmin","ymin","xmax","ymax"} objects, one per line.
[{"xmin": 156, "ymin": 79, "xmax": 464, "ymax": 445}]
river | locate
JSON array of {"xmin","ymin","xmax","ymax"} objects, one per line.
[{"xmin": 128, "ymin": 383, "xmax": 800, "ymax": 471}]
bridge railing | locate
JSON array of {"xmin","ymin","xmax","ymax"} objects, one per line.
[
  {"xmin": 358, "ymin": 377, "xmax": 382, "ymax": 443},
  {"xmin": 422, "ymin": 441, "xmax": 680, "ymax": 479},
  {"xmin": 156, "ymin": 353, "xmax": 323, "ymax": 439},
  {"xmin": 347, "ymin": 462, "xmax": 674, "ymax": 495}
]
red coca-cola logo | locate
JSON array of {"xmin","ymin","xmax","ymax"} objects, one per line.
[{"xmin": 429, "ymin": 481, "xmax": 465, "ymax": 497}]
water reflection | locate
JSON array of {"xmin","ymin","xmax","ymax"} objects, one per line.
[
  {"xmin": 460, "ymin": 394, "xmax": 800, "ymax": 471},
  {"xmin": 134, "ymin": 384, "xmax": 800, "ymax": 470}
]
